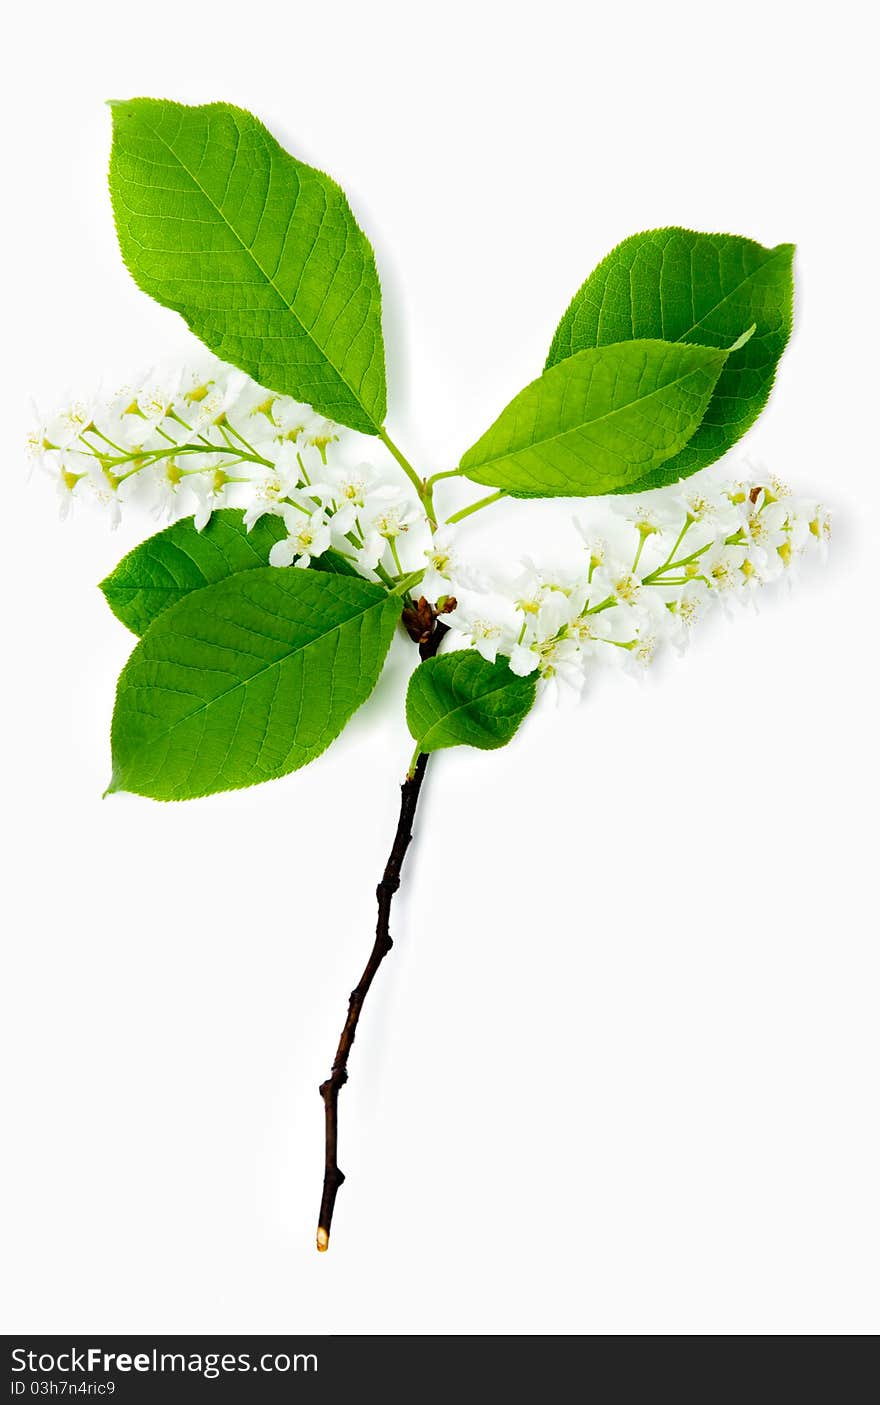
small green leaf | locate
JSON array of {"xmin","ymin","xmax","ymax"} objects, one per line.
[
  {"xmin": 109, "ymin": 570, "xmax": 402, "ymax": 800},
  {"xmin": 406, "ymin": 651, "xmax": 536, "ymax": 753},
  {"xmin": 100, "ymin": 511, "xmax": 286, "ymax": 634},
  {"xmin": 459, "ymin": 337, "xmax": 747, "ymax": 497},
  {"xmin": 100, "ymin": 510, "xmax": 359, "ymax": 634},
  {"xmin": 109, "ymin": 99, "xmax": 387, "ymax": 434},
  {"xmin": 546, "ymin": 228, "xmax": 793, "ymax": 483}
]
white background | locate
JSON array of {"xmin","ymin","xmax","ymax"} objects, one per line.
[{"xmin": 3, "ymin": 0, "xmax": 878, "ymax": 1336}]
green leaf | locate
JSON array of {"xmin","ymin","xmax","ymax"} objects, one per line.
[
  {"xmin": 100, "ymin": 511, "xmax": 286, "ymax": 634},
  {"xmin": 100, "ymin": 510, "xmax": 359, "ymax": 634},
  {"xmin": 109, "ymin": 570, "xmax": 402, "ymax": 800},
  {"xmin": 546, "ymin": 228, "xmax": 793, "ymax": 483},
  {"xmin": 406, "ymin": 651, "xmax": 536, "ymax": 753},
  {"xmin": 311, "ymin": 549, "xmax": 362, "ymax": 578},
  {"xmin": 459, "ymin": 336, "xmax": 749, "ymax": 497},
  {"xmin": 108, "ymin": 98, "xmax": 387, "ymax": 435}
]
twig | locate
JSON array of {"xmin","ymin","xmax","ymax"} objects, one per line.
[{"xmin": 316, "ymin": 619, "xmax": 449, "ymax": 1251}]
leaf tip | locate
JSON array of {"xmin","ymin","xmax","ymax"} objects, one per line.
[
  {"xmin": 729, "ymin": 324, "xmax": 757, "ymax": 353},
  {"xmin": 106, "ymin": 98, "xmax": 141, "ymax": 128}
]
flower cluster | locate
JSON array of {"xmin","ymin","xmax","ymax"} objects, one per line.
[
  {"xmin": 28, "ymin": 360, "xmax": 830, "ymax": 702},
  {"xmin": 26, "ymin": 360, "xmax": 425, "ymax": 584},
  {"xmin": 438, "ymin": 478, "xmax": 831, "ymax": 698}
]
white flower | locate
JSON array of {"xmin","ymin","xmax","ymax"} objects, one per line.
[
  {"xmin": 269, "ymin": 398, "xmax": 314, "ymax": 441},
  {"xmin": 807, "ymin": 503, "xmax": 832, "ymax": 559},
  {"xmin": 191, "ymin": 468, "xmax": 233, "ymax": 531},
  {"xmin": 509, "ymin": 559, "xmax": 550, "ymax": 614},
  {"xmin": 445, "ymin": 588, "xmax": 520, "ymax": 663},
  {"xmin": 303, "ymin": 416, "xmax": 341, "ymax": 463},
  {"xmin": 510, "ymin": 634, "xmax": 584, "ymax": 694},
  {"xmin": 151, "ymin": 457, "xmax": 187, "ymax": 520},
  {"xmin": 185, "ymin": 369, "xmax": 248, "ymax": 432},
  {"xmin": 680, "ymin": 487, "xmax": 714, "ymax": 523},
  {"xmin": 45, "ymin": 457, "xmax": 89, "ymax": 520},
  {"xmin": 574, "ymin": 522, "xmax": 608, "ymax": 574},
  {"xmin": 371, "ymin": 503, "xmax": 416, "ymax": 540},
  {"xmin": 592, "ymin": 564, "xmax": 642, "ymax": 608},
  {"xmin": 513, "ymin": 562, "xmax": 585, "ymax": 640},
  {"xmin": 101, "ymin": 387, "xmax": 153, "ymax": 452},
  {"xmin": 268, "ymin": 506, "xmax": 331, "ymax": 568},
  {"xmin": 270, "ymin": 403, "xmax": 341, "ymax": 461},
  {"xmin": 313, "ymin": 464, "xmax": 370, "ymax": 528},
  {"xmin": 538, "ymin": 635, "xmax": 586, "ymax": 693},
  {"xmin": 567, "ymin": 611, "xmax": 615, "ymax": 658},
  {"xmin": 631, "ymin": 506, "xmax": 662, "ymax": 539},
  {"xmin": 48, "ymin": 399, "xmax": 98, "ymax": 450},
  {"xmin": 422, "ymin": 527, "xmax": 461, "ymax": 600},
  {"xmin": 242, "ymin": 443, "xmax": 304, "ymax": 529},
  {"xmin": 310, "ymin": 462, "xmax": 402, "ymax": 535},
  {"xmin": 356, "ymin": 500, "xmax": 422, "ymax": 571},
  {"xmin": 453, "ymin": 614, "xmax": 506, "ymax": 663},
  {"xmin": 622, "ymin": 623, "xmax": 662, "ymax": 673},
  {"xmin": 742, "ymin": 495, "xmax": 789, "ymax": 563},
  {"xmin": 765, "ymin": 474, "xmax": 792, "ymax": 502},
  {"xmin": 25, "ymin": 419, "xmax": 54, "ymax": 470},
  {"xmin": 509, "ymin": 642, "xmax": 541, "ymax": 676},
  {"xmin": 135, "ymin": 380, "xmax": 177, "ymax": 425},
  {"xmin": 702, "ymin": 541, "xmax": 748, "ymax": 592},
  {"xmin": 679, "ymin": 482, "xmax": 742, "ymax": 533},
  {"xmin": 663, "ymin": 580, "xmax": 710, "ymax": 648},
  {"xmin": 83, "ymin": 459, "xmax": 124, "ymax": 528}
]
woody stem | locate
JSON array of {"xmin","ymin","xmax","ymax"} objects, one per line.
[{"xmin": 315, "ymin": 619, "xmax": 449, "ymax": 1251}]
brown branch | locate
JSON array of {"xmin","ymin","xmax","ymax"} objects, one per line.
[{"xmin": 316, "ymin": 617, "xmax": 448, "ymax": 1252}]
